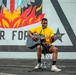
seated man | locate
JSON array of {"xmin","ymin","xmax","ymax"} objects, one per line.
[{"xmin": 27, "ymin": 18, "xmax": 61, "ymax": 72}]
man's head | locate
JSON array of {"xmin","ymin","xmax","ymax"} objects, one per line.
[{"xmin": 41, "ymin": 18, "xmax": 48, "ymax": 29}]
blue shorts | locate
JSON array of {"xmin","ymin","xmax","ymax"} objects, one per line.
[{"xmin": 42, "ymin": 44, "xmax": 53, "ymax": 53}]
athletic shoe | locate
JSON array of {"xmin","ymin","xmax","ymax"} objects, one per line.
[
  {"xmin": 34, "ymin": 63, "xmax": 42, "ymax": 69},
  {"xmin": 51, "ymin": 65, "xmax": 61, "ymax": 72}
]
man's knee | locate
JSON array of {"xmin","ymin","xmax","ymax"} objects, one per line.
[
  {"xmin": 36, "ymin": 45, "xmax": 43, "ymax": 51},
  {"xmin": 50, "ymin": 46, "xmax": 58, "ymax": 53}
]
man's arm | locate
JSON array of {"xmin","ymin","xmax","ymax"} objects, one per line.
[
  {"xmin": 28, "ymin": 31, "xmax": 33, "ymax": 38},
  {"xmin": 28, "ymin": 31, "xmax": 37, "ymax": 41}
]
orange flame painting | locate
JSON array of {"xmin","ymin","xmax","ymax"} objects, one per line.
[{"xmin": 0, "ymin": 5, "xmax": 45, "ymax": 28}]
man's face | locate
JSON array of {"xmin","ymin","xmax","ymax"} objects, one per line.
[{"xmin": 41, "ymin": 20, "xmax": 48, "ymax": 29}]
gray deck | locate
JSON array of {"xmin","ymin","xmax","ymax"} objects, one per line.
[{"xmin": 0, "ymin": 59, "xmax": 76, "ymax": 75}]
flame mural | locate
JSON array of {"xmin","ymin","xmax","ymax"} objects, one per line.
[{"xmin": 0, "ymin": 0, "xmax": 45, "ymax": 28}]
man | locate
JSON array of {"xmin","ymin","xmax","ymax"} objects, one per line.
[{"xmin": 28, "ymin": 18, "xmax": 61, "ymax": 72}]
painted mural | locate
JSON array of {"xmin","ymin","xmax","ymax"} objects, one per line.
[
  {"xmin": 0, "ymin": 0, "xmax": 44, "ymax": 28},
  {"xmin": 0, "ymin": 0, "xmax": 76, "ymax": 52}
]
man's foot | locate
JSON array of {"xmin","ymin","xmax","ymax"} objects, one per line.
[
  {"xmin": 34, "ymin": 63, "xmax": 42, "ymax": 69},
  {"xmin": 51, "ymin": 65, "xmax": 61, "ymax": 72}
]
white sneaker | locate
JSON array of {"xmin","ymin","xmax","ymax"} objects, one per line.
[
  {"xmin": 34, "ymin": 63, "xmax": 42, "ymax": 69},
  {"xmin": 51, "ymin": 65, "xmax": 61, "ymax": 72}
]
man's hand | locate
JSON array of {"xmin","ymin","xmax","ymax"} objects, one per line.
[
  {"xmin": 51, "ymin": 36, "xmax": 54, "ymax": 43},
  {"xmin": 31, "ymin": 35, "xmax": 38, "ymax": 41}
]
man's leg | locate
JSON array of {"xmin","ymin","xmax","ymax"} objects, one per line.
[
  {"xmin": 49, "ymin": 46, "xmax": 61, "ymax": 72},
  {"xmin": 34, "ymin": 45, "xmax": 43, "ymax": 69}
]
